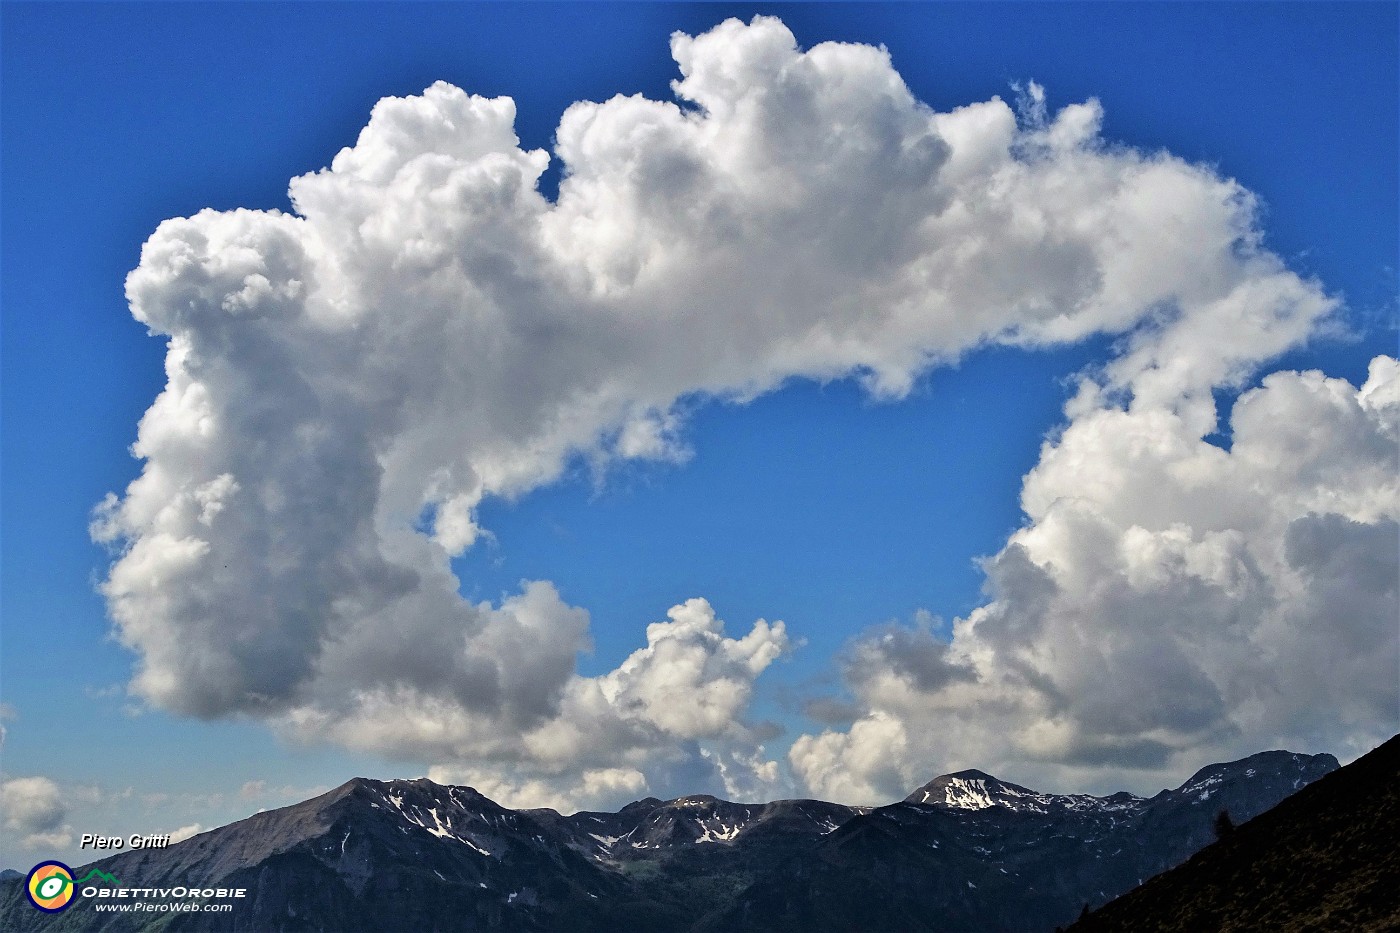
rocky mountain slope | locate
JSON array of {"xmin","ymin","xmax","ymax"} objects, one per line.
[
  {"xmin": 1068, "ymin": 734, "xmax": 1400, "ymax": 932},
  {"xmin": 0, "ymin": 748, "xmax": 1340, "ymax": 932}
]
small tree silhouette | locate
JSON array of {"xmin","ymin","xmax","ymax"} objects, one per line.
[{"xmin": 1213, "ymin": 808, "xmax": 1235, "ymax": 839}]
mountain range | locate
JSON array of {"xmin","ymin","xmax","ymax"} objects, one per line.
[
  {"xmin": 1069, "ymin": 733, "xmax": 1399, "ymax": 932},
  {"xmin": 0, "ymin": 748, "xmax": 1341, "ymax": 932}
]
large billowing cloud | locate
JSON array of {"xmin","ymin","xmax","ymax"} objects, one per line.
[
  {"xmin": 93, "ymin": 16, "xmax": 1390, "ymax": 807},
  {"xmin": 792, "ymin": 357, "xmax": 1399, "ymax": 802}
]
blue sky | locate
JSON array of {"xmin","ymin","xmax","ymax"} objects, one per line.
[{"xmin": 2, "ymin": 3, "xmax": 1396, "ymax": 868}]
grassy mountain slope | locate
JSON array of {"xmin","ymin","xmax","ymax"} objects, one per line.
[{"xmin": 1070, "ymin": 734, "xmax": 1400, "ymax": 933}]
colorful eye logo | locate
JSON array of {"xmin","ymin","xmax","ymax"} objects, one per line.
[{"xmin": 25, "ymin": 861, "xmax": 76, "ymax": 913}]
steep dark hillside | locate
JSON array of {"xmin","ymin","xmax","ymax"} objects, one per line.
[{"xmin": 1070, "ymin": 735, "xmax": 1400, "ymax": 933}]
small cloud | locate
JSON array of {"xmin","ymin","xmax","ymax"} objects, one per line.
[
  {"xmin": 748, "ymin": 721, "xmax": 785, "ymax": 742},
  {"xmin": 238, "ymin": 780, "xmax": 326, "ymax": 805},
  {"xmin": 1, "ymin": 776, "xmax": 73, "ymax": 849},
  {"xmin": 0, "ymin": 702, "xmax": 16, "ymax": 750},
  {"xmin": 1011, "ymin": 78, "xmax": 1048, "ymax": 127},
  {"xmin": 803, "ymin": 697, "xmax": 863, "ymax": 726},
  {"xmin": 20, "ymin": 829, "xmax": 73, "ymax": 850},
  {"xmin": 67, "ymin": 785, "xmax": 105, "ymax": 806},
  {"xmin": 168, "ymin": 823, "xmax": 205, "ymax": 844}
]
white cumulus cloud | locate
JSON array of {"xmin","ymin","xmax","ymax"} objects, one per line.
[
  {"xmin": 792, "ymin": 357, "xmax": 1399, "ymax": 802},
  {"xmin": 1, "ymin": 776, "xmax": 73, "ymax": 849},
  {"xmin": 93, "ymin": 15, "xmax": 1379, "ymax": 807},
  {"xmin": 166, "ymin": 823, "xmax": 205, "ymax": 845}
]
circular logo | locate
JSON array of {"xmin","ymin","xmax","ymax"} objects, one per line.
[{"xmin": 25, "ymin": 861, "xmax": 76, "ymax": 913}]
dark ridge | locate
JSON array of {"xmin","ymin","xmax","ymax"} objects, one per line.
[{"xmin": 1069, "ymin": 735, "xmax": 1400, "ymax": 933}]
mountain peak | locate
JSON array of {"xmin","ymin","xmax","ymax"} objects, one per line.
[
  {"xmin": 1172, "ymin": 749, "xmax": 1339, "ymax": 801},
  {"xmin": 905, "ymin": 769, "xmax": 1041, "ymax": 809}
]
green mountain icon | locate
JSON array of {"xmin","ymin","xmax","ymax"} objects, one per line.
[{"xmin": 74, "ymin": 868, "xmax": 120, "ymax": 887}]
